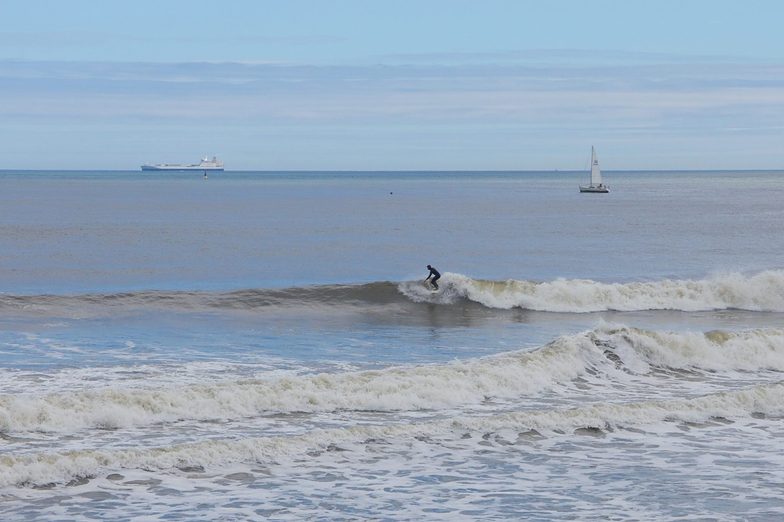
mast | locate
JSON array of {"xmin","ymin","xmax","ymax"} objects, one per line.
[{"xmin": 590, "ymin": 146, "xmax": 602, "ymax": 186}]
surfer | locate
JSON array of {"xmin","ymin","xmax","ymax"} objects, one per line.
[{"xmin": 425, "ymin": 265, "xmax": 441, "ymax": 290}]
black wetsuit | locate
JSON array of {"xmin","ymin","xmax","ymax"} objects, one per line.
[{"xmin": 426, "ymin": 267, "xmax": 441, "ymax": 289}]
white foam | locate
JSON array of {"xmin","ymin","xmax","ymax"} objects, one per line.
[
  {"xmin": 2, "ymin": 382, "xmax": 782, "ymax": 488},
  {"xmin": 598, "ymin": 324, "xmax": 784, "ymax": 372},
  {"xmin": 399, "ymin": 270, "xmax": 784, "ymax": 312},
  {"xmin": 3, "ymin": 325, "xmax": 784, "ymax": 435},
  {"xmin": 0, "ymin": 333, "xmax": 601, "ymax": 434}
]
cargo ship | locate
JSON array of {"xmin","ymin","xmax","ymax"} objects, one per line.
[{"xmin": 141, "ymin": 156, "xmax": 224, "ymax": 171}]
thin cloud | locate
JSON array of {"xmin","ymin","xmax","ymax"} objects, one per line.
[
  {"xmin": 1, "ymin": 56, "xmax": 783, "ymax": 169},
  {"xmin": 3, "ymin": 59, "xmax": 783, "ymax": 89},
  {"xmin": 376, "ymin": 48, "xmax": 747, "ymax": 65}
]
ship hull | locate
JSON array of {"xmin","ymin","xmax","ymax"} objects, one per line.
[
  {"xmin": 579, "ymin": 185, "xmax": 609, "ymax": 193},
  {"xmin": 141, "ymin": 165, "xmax": 224, "ymax": 171}
]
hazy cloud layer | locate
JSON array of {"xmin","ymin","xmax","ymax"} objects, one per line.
[{"xmin": 1, "ymin": 52, "xmax": 783, "ymax": 169}]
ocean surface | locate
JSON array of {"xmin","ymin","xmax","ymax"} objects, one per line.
[{"xmin": 1, "ymin": 169, "xmax": 783, "ymax": 520}]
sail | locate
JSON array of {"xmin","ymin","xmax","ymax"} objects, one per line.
[{"xmin": 590, "ymin": 146, "xmax": 602, "ymax": 186}]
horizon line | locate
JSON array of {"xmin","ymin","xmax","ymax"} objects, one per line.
[{"xmin": 2, "ymin": 168, "xmax": 783, "ymax": 174}]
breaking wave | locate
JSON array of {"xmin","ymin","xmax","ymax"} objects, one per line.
[
  {"xmin": 3, "ymin": 270, "xmax": 782, "ymax": 317},
  {"xmin": 2, "ymin": 325, "xmax": 783, "ymax": 435},
  {"xmin": 2, "ymin": 382, "xmax": 783, "ymax": 488},
  {"xmin": 400, "ymin": 270, "xmax": 784, "ymax": 312}
]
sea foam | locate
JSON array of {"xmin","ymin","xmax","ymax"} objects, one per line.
[
  {"xmin": 2, "ymin": 326, "xmax": 783, "ymax": 435},
  {"xmin": 399, "ymin": 270, "xmax": 784, "ymax": 312},
  {"xmin": 2, "ymin": 382, "xmax": 782, "ymax": 488},
  {"xmin": 0, "ymin": 332, "xmax": 600, "ymax": 434}
]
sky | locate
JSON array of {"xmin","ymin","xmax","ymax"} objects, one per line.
[{"xmin": 1, "ymin": 0, "xmax": 784, "ymax": 170}]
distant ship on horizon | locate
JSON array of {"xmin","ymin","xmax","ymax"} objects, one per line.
[{"xmin": 141, "ymin": 156, "xmax": 224, "ymax": 171}]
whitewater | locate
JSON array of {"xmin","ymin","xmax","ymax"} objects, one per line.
[{"xmin": 2, "ymin": 169, "xmax": 784, "ymax": 520}]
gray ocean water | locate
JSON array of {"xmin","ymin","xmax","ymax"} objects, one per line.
[{"xmin": 1, "ymin": 169, "xmax": 784, "ymax": 520}]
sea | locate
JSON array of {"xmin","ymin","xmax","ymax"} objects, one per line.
[{"xmin": 1, "ymin": 169, "xmax": 783, "ymax": 521}]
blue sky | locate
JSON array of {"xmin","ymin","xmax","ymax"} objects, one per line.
[{"xmin": 2, "ymin": 0, "xmax": 784, "ymax": 170}]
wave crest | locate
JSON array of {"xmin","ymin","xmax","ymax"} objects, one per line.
[
  {"xmin": 399, "ymin": 270, "xmax": 784, "ymax": 312},
  {"xmin": 3, "ymin": 325, "xmax": 784, "ymax": 435},
  {"xmin": 3, "ymin": 382, "xmax": 783, "ymax": 488},
  {"xmin": 3, "ymin": 270, "xmax": 783, "ymax": 316}
]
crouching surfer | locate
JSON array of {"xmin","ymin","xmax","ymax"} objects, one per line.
[{"xmin": 425, "ymin": 264, "xmax": 441, "ymax": 290}]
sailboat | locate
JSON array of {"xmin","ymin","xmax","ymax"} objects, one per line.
[{"xmin": 579, "ymin": 146, "xmax": 609, "ymax": 193}]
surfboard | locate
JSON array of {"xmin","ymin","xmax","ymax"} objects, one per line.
[{"xmin": 423, "ymin": 281, "xmax": 439, "ymax": 292}]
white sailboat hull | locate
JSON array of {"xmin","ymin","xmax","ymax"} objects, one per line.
[{"xmin": 579, "ymin": 185, "xmax": 609, "ymax": 193}]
